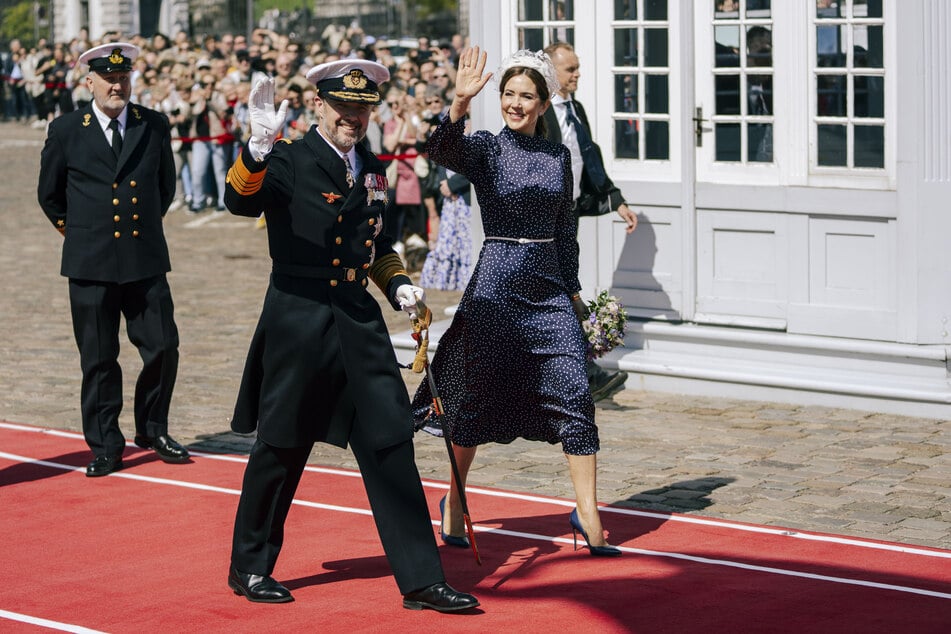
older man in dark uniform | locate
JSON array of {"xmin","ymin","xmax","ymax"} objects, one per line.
[
  {"xmin": 224, "ymin": 61, "xmax": 479, "ymax": 612},
  {"xmin": 37, "ymin": 43, "xmax": 190, "ymax": 477}
]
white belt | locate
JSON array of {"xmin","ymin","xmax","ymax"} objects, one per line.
[{"xmin": 485, "ymin": 236, "xmax": 554, "ymax": 244}]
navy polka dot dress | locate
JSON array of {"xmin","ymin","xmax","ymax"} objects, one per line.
[{"xmin": 412, "ymin": 116, "xmax": 599, "ymax": 456}]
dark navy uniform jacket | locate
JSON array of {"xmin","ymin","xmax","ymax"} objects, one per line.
[
  {"xmin": 225, "ymin": 127, "xmax": 415, "ymax": 450},
  {"xmin": 38, "ymin": 103, "xmax": 176, "ymax": 283}
]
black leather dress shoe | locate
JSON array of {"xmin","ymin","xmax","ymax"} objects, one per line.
[
  {"xmin": 403, "ymin": 582, "xmax": 479, "ymax": 612},
  {"xmin": 589, "ymin": 369, "xmax": 628, "ymax": 403},
  {"xmin": 86, "ymin": 455, "xmax": 123, "ymax": 477},
  {"xmin": 134, "ymin": 434, "xmax": 190, "ymax": 463},
  {"xmin": 228, "ymin": 567, "xmax": 294, "ymax": 603}
]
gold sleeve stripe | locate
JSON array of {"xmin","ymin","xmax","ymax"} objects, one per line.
[
  {"xmin": 368, "ymin": 252, "xmax": 409, "ymax": 293},
  {"xmin": 226, "ymin": 155, "xmax": 266, "ymax": 196}
]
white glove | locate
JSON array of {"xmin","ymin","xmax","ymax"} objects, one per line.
[
  {"xmin": 248, "ymin": 77, "xmax": 289, "ymax": 158},
  {"xmin": 395, "ymin": 284, "xmax": 426, "ymax": 317}
]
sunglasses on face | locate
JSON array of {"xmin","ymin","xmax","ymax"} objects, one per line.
[
  {"xmin": 426, "ymin": 99, "xmax": 442, "ymax": 104},
  {"xmin": 433, "ymin": 74, "xmax": 448, "ymax": 79}
]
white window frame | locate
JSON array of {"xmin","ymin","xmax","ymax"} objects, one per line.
[
  {"xmin": 511, "ymin": 0, "xmax": 577, "ymax": 50},
  {"xmin": 694, "ymin": 0, "xmax": 783, "ymax": 186},
  {"xmin": 594, "ymin": 0, "xmax": 682, "ymax": 185},
  {"xmin": 806, "ymin": 0, "xmax": 896, "ymax": 190},
  {"xmin": 692, "ymin": 1, "xmax": 895, "ymax": 190}
]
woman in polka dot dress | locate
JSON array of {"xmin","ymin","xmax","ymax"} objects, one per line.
[{"xmin": 412, "ymin": 46, "xmax": 620, "ymax": 556}]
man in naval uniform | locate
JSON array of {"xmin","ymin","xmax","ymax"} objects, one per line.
[
  {"xmin": 542, "ymin": 41, "xmax": 638, "ymax": 402},
  {"xmin": 37, "ymin": 42, "xmax": 190, "ymax": 477},
  {"xmin": 224, "ymin": 60, "xmax": 479, "ymax": 613}
]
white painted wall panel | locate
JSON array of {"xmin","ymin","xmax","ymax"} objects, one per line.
[
  {"xmin": 611, "ymin": 208, "xmax": 681, "ymax": 321},
  {"xmin": 787, "ymin": 217, "xmax": 897, "ymax": 340},
  {"xmin": 808, "ymin": 217, "xmax": 894, "ymax": 309},
  {"xmin": 696, "ymin": 210, "xmax": 788, "ymax": 321}
]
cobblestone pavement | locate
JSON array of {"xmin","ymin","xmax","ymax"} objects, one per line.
[{"xmin": 2, "ymin": 121, "xmax": 948, "ymax": 551}]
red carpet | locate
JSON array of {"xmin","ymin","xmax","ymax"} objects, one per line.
[{"xmin": 1, "ymin": 420, "xmax": 950, "ymax": 633}]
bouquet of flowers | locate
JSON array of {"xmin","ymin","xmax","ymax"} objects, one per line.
[{"xmin": 582, "ymin": 290, "xmax": 627, "ymax": 361}]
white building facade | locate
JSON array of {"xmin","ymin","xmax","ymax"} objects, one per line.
[
  {"xmin": 465, "ymin": 1, "xmax": 951, "ymax": 417},
  {"xmin": 50, "ymin": 0, "xmax": 191, "ymax": 42}
]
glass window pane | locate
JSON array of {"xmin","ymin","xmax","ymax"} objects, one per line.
[
  {"xmin": 615, "ymin": 120, "xmax": 639, "ymax": 159},
  {"xmin": 715, "ymin": 123, "xmax": 741, "ymax": 161},
  {"xmin": 748, "ymin": 123, "xmax": 773, "ymax": 162},
  {"xmin": 615, "ymin": 0, "xmax": 636, "ymax": 20},
  {"xmin": 645, "ymin": 74, "xmax": 669, "ymax": 113},
  {"xmin": 853, "ymin": 0, "xmax": 883, "ymax": 19},
  {"xmin": 817, "ymin": 26, "xmax": 846, "ymax": 67},
  {"xmin": 854, "ymin": 125, "xmax": 884, "ymax": 168},
  {"xmin": 549, "ymin": 26, "xmax": 575, "ymax": 45},
  {"xmin": 715, "ymin": 0, "xmax": 739, "ymax": 19},
  {"xmin": 747, "ymin": 26, "xmax": 772, "ymax": 68},
  {"xmin": 816, "ymin": 0, "xmax": 842, "ymax": 18},
  {"xmin": 716, "ymin": 74, "xmax": 741, "ymax": 114},
  {"xmin": 854, "ymin": 75, "xmax": 884, "ymax": 118},
  {"xmin": 519, "ymin": 28, "xmax": 544, "ymax": 51},
  {"xmin": 615, "ymin": 28, "xmax": 638, "ymax": 66},
  {"xmin": 519, "ymin": 0, "xmax": 544, "ymax": 21},
  {"xmin": 716, "ymin": 26, "xmax": 740, "ymax": 67},
  {"xmin": 645, "ymin": 121, "xmax": 669, "ymax": 159},
  {"xmin": 615, "ymin": 74, "xmax": 638, "ymax": 112},
  {"xmin": 817, "ymin": 124, "xmax": 847, "ymax": 166},
  {"xmin": 747, "ymin": 0, "xmax": 771, "ymax": 18},
  {"xmin": 748, "ymin": 78, "xmax": 772, "ymax": 115},
  {"xmin": 645, "ymin": 29, "xmax": 668, "ymax": 66},
  {"xmin": 816, "ymin": 75, "xmax": 847, "ymax": 116},
  {"xmin": 550, "ymin": 0, "xmax": 573, "ymax": 20},
  {"xmin": 854, "ymin": 25, "xmax": 884, "ymax": 68},
  {"xmin": 645, "ymin": 0, "xmax": 668, "ymax": 21}
]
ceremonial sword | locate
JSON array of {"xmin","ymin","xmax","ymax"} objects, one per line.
[{"xmin": 407, "ymin": 300, "xmax": 482, "ymax": 565}]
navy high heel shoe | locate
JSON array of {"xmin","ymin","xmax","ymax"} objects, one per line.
[
  {"xmin": 569, "ymin": 508, "xmax": 621, "ymax": 557},
  {"xmin": 439, "ymin": 495, "xmax": 470, "ymax": 548}
]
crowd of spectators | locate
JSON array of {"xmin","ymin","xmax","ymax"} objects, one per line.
[{"xmin": 1, "ymin": 26, "xmax": 469, "ymax": 271}]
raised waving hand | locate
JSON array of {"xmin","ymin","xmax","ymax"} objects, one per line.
[
  {"xmin": 248, "ymin": 77, "xmax": 289, "ymax": 156},
  {"xmin": 449, "ymin": 46, "xmax": 492, "ymax": 122}
]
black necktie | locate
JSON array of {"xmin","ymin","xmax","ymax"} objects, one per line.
[
  {"xmin": 565, "ymin": 101, "xmax": 607, "ymax": 188},
  {"xmin": 108, "ymin": 119, "xmax": 122, "ymax": 158},
  {"xmin": 343, "ymin": 153, "xmax": 355, "ymax": 189}
]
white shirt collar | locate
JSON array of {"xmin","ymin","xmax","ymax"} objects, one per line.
[
  {"xmin": 90, "ymin": 100, "xmax": 128, "ymax": 134},
  {"xmin": 550, "ymin": 94, "xmax": 583, "ymax": 201},
  {"xmin": 316, "ymin": 126, "xmax": 361, "ymax": 176}
]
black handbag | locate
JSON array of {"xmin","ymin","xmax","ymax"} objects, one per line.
[
  {"xmin": 576, "ymin": 170, "xmax": 616, "ymax": 216},
  {"xmin": 575, "ymin": 190, "xmax": 609, "ymax": 216}
]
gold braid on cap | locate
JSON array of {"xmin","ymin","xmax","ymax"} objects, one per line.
[{"xmin": 324, "ymin": 89, "xmax": 381, "ymax": 103}]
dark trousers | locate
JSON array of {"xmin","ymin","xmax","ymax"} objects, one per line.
[
  {"xmin": 586, "ymin": 358, "xmax": 607, "ymax": 382},
  {"xmin": 68, "ymin": 275, "xmax": 179, "ymax": 456},
  {"xmin": 231, "ymin": 434, "xmax": 445, "ymax": 595}
]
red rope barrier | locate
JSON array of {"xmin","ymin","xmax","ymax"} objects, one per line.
[
  {"xmin": 377, "ymin": 152, "xmax": 424, "ymax": 161},
  {"xmin": 173, "ymin": 133, "xmax": 237, "ymax": 144}
]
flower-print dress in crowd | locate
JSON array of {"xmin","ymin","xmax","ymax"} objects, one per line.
[
  {"xmin": 419, "ymin": 167, "xmax": 472, "ymax": 291},
  {"xmin": 412, "ymin": 116, "xmax": 598, "ymax": 455}
]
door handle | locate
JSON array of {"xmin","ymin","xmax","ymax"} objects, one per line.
[{"xmin": 693, "ymin": 106, "xmax": 709, "ymax": 147}]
